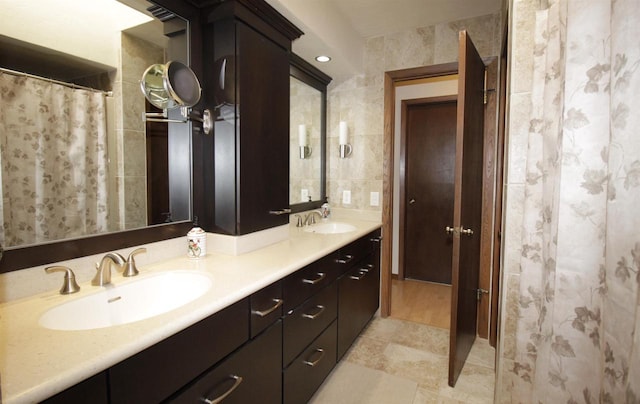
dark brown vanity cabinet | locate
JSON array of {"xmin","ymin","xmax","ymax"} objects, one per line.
[{"xmin": 202, "ymin": 1, "xmax": 303, "ymax": 236}]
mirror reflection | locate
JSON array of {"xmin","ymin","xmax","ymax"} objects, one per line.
[
  {"xmin": 0, "ymin": 0, "xmax": 191, "ymax": 249},
  {"xmin": 289, "ymin": 76, "xmax": 322, "ymax": 205}
]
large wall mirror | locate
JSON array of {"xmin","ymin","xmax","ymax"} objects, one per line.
[
  {"xmin": 0, "ymin": 0, "xmax": 201, "ymax": 272},
  {"xmin": 289, "ymin": 54, "xmax": 331, "ymax": 213}
]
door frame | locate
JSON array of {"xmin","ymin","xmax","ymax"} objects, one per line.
[
  {"xmin": 398, "ymin": 95, "xmax": 457, "ymax": 281},
  {"xmin": 381, "ymin": 60, "xmax": 500, "ymax": 339}
]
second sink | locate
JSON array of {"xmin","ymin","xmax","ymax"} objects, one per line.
[
  {"xmin": 304, "ymin": 222, "xmax": 357, "ymax": 234},
  {"xmin": 39, "ymin": 271, "xmax": 212, "ymax": 331}
]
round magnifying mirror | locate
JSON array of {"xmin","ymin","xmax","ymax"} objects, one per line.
[
  {"xmin": 165, "ymin": 61, "xmax": 201, "ymax": 108},
  {"xmin": 140, "ymin": 63, "xmax": 171, "ymax": 109},
  {"xmin": 140, "ymin": 61, "xmax": 201, "ymax": 109}
]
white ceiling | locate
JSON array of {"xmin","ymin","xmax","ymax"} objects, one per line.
[{"xmin": 265, "ymin": 0, "xmax": 502, "ymax": 79}]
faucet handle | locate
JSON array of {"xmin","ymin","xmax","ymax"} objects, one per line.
[
  {"xmin": 45, "ymin": 266, "xmax": 81, "ymax": 295},
  {"xmin": 295, "ymin": 214, "xmax": 303, "ymax": 227},
  {"xmin": 123, "ymin": 248, "xmax": 147, "ymax": 277}
]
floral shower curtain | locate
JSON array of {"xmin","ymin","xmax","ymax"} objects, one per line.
[
  {"xmin": 511, "ymin": 0, "xmax": 640, "ymax": 402},
  {"xmin": 0, "ymin": 72, "xmax": 109, "ymax": 247}
]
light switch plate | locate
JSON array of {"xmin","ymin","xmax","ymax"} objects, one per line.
[
  {"xmin": 342, "ymin": 190, "xmax": 351, "ymax": 204},
  {"xmin": 301, "ymin": 189, "xmax": 309, "ymax": 202},
  {"xmin": 370, "ymin": 191, "xmax": 380, "ymax": 207}
]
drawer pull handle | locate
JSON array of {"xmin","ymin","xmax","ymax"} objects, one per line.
[
  {"xmin": 302, "ymin": 272, "xmax": 326, "ymax": 285},
  {"xmin": 335, "ymin": 254, "xmax": 354, "ymax": 264},
  {"xmin": 350, "ymin": 271, "xmax": 367, "ymax": 281},
  {"xmin": 302, "ymin": 305, "xmax": 325, "ymax": 320},
  {"xmin": 360, "ymin": 264, "xmax": 373, "ymax": 273},
  {"xmin": 303, "ymin": 348, "xmax": 325, "ymax": 367},
  {"xmin": 268, "ymin": 208, "xmax": 292, "ymax": 215},
  {"xmin": 251, "ymin": 298, "xmax": 283, "ymax": 317},
  {"xmin": 370, "ymin": 236, "xmax": 383, "ymax": 243},
  {"xmin": 202, "ymin": 374, "xmax": 243, "ymax": 404}
]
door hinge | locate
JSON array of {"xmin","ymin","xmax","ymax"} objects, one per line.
[
  {"xmin": 476, "ymin": 288, "xmax": 489, "ymax": 301},
  {"xmin": 483, "ymin": 68, "xmax": 496, "ymax": 105}
]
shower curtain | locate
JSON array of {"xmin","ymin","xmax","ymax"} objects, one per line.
[
  {"xmin": 0, "ymin": 72, "xmax": 109, "ymax": 247},
  {"xmin": 509, "ymin": 0, "xmax": 640, "ymax": 402}
]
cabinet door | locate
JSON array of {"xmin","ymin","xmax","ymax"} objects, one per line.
[
  {"xmin": 170, "ymin": 321, "xmax": 283, "ymax": 404},
  {"xmin": 236, "ymin": 21, "xmax": 290, "ymax": 234},
  {"xmin": 208, "ymin": 19, "xmax": 290, "ymax": 235}
]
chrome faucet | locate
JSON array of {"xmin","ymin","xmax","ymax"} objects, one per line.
[
  {"xmin": 305, "ymin": 210, "xmax": 323, "ymax": 226},
  {"xmin": 92, "ymin": 252, "xmax": 126, "ymax": 286}
]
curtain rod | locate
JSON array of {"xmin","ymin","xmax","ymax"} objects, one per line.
[{"xmin": 0, "ymin": 67, "xmax": 113, "ymax": 96}]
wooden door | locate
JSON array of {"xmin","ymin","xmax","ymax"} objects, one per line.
[
  {"xmin": 449, "ymin": 31, "xmax": 485, "ymax": 387},
  {"xmin": 404, "ymin": 99, "xmax": 456, "ymax": 284}
]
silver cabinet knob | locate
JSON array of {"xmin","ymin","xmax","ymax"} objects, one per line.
[
  {"xmin": 445, "ymin": 226, "xmax": 455, "ymax": 235},
  {"xmin": 460, "ymin": 227, "xmax": 474, "ymax": 236},
  {"xmin": 409, "ymin": 199, "xmax": 416, "ymax": 204}
]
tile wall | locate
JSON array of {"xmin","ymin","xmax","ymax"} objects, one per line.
[
  {"xmin": 111, "ymin": 33, "xmax": 164, "ymax": 231},
  {"xmin": 325, "ymin": 13, "xmax": 502, "ymax": 211}
]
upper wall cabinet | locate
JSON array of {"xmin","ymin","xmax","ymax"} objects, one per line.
[{"xmin": 198, "ymin": 0, "xmax": 303, "ymax": 235}]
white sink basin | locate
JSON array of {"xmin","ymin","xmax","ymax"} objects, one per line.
[
  {"xmin": 304, "ymin": 222, "xmax": 357, "ymax": 234},
  {"xmin": 39, "ymin": 271, "xmax": 212, "ymax": 331}
]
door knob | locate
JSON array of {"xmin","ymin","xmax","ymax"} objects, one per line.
[
  {"xmin": 445, "ymin": 226, "xmax": 456, "ymax": 235},
  {"xmin": 409, "ymin": 199, "xmax": 416, "ymax": 204},
  {"xmin": 460, "ymin": 227, "xmax": 474, "ymax": 236}
]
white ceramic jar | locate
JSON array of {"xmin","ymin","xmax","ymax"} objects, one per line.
[{"xmin": 187, "ymin": 227, "xmax": 207, "ymax": 258}]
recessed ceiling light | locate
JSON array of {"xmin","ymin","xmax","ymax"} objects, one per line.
[{"xmin": 315, "ymin": 55, "xmax": 331, "ymax": 63}]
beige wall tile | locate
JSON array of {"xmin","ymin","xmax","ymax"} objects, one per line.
[
  {"xmin": 123, "ymin": 129, "xmax": 146, "ymax": 177},
  {"xmin": 510, "ymin": 0, "xmax": 537, "ymax": 94},
  {"xmin": 123, "ymin": 176, "xmax": 147, "ymax": 229},
  {"xmin": 326, "ymin": 12, "xmax": 501, "ymax": 212},
  {"xmin": 384, "ymin": 27, "xmax": 435, "ymax": 71}
]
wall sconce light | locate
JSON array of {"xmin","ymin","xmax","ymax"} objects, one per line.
[
  {"xmin": 140, "ymin": 61, "xmax": 212, "ymax": 135},
  {"xmin": 298, "ymin": 124, "xmax": 312, "ymax": 159},
  {"xmin": 339, "ymin": 121, "xmax": 352, "ymax": 158}
]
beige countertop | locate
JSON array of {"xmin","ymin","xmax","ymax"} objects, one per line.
[{"xmin": 0, "ymin": 218, "xmax": 381, "ymax": 404}]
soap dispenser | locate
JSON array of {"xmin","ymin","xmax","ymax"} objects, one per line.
[{"xmin": 320, "ymin": 199, "xmax": 331, "ymax": 220}]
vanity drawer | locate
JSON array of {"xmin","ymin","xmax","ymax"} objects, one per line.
[
  {"xmin": 283, "ymin": 281, "xmax": 337, "ymax": 366},
  {"xmin": 283, "ymin": 320, "xmax": 337, "ymax": 404},
  {"xmin": 250, "ymin": 280, "xmax": 283, "ymax": 338},
  {"xmin": 109, "ymin": 298, "xmax": 249, "ymax": 404},
  {"xmin": 336, "ymin": 229, "xmax": 382, "ymax": 275},
  {"xmin": 169, "ymin": 320, "xmax": 282, "ymax": 404},
  {"xmin": 283, "ymin": 251, "xmax": 340, "ymax": 311}
]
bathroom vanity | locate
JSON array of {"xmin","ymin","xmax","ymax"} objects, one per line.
[{"xmin": 0, "ymin": 218, "xmax": 381, "ymax": 404}]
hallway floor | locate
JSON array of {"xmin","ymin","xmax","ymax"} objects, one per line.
[{"xmin": 309, "ymin": 280, "xmax": 496, "ymax": 404}]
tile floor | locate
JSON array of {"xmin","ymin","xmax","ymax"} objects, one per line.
[{"xmin": 309, "ymin": 317, "xmax": 496, "ymax": 403}]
